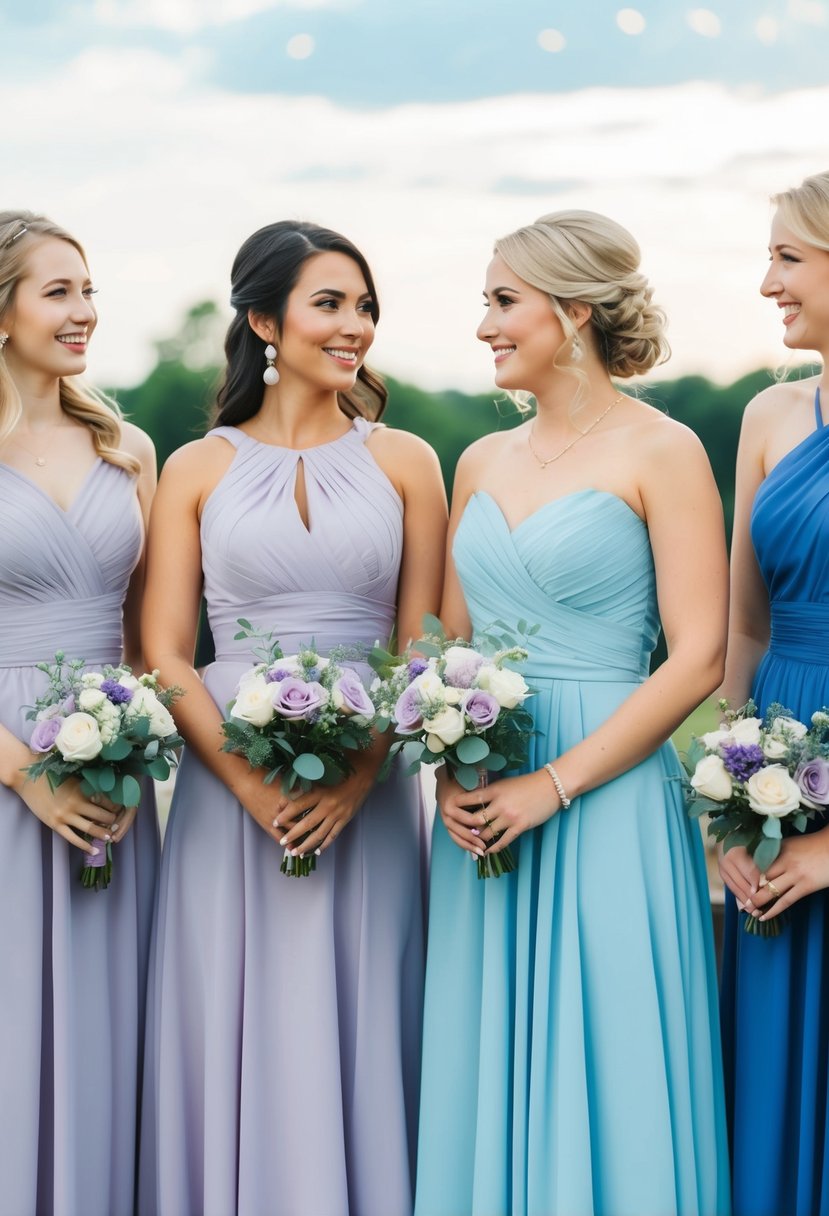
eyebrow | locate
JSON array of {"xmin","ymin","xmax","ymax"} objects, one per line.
[
  {"xmin": 41, "ymin": 277, "xmax": 92, "ymax": 288},
  {"xmin": 483, "ymin": 285, "xmax": 520, "ymax": 298},
  {"xmin": 309, "ymin": 288, "xmax": 373, "ymax": 300},
  {"xmin": 769, "ymin": 243, "xmax": 803, "ymax": 254}
]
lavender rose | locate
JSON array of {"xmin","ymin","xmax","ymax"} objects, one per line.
[
  {"xmin": 796, "ymin": 758, "xmax": 829, "ymax": 810},
  {"xmin": 461, "ymin": 689, "xmax": 500, "ymax": 731},
  {"xmin": 332, "ymin": 670, "xmax": 374, "ymax": 717},
  {"xmin": 30, "ymin": 717, "xmax": 61, "ymax": 753},
  {"xmin": 393, "ymin": 685, "xmax": 424, "ymax": 734},
  {"xmin": 442, "ymin": 645, "xmax": 485, "ymax": 690},
  {"xmin": 407, "ymin": 658, "xmax": 429, "ymax": 679},
  {"xmin": 270, "ymin": 678, "xmax": 328, "ymax": 720}
]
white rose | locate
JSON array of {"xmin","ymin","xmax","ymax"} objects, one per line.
[
  {"xmin": 701, "ymin": 728, "xmax": 732, "ymax": 751},
  {"xmin": 728, "ymin": 717, "xmax": 762, "ymax": 745},
  {"xmin": 422, "ymin": 706, "xmax": 466, "ymax": 746},
  {"xmin": 690, "ymin": 754, "xmax": 733, "ymax": 801},
  {"xmin": 55, "ymin": 712, "xmax": 104, "ymax": 762},
  {"xmin": 119, "ymin": 674, "xmax": 141, "ymax": 691},
  {"xmin": 476, "ymin": 665, "xmax": 528, "ymax": 709},
  {"xmin": 79, "ymin": 688, "xmax": 106, "ymax": 711},
  {"xmin": 444, "ymin": 687, "xmax": 463, "ymax": 705},
  {"xmin": 425, "ymin": 734, "xmax": 446, "ymax": 754},
  {"xmin": 769, "ymin": 716, "xmax": 808, "ymax": 742},
  {"xmin": 812, "ymin": 711, "xmax": 829, "ymax": 729},
  {"xmin": 762, "ymin": 735, "xmax": 789, "ymax": 760},
  {"xmin": 230, "ymin": 676, "xmax": 276, "ymax": 728},
  {"xmin": 127, "ymin": 686, "xmax": 177, "ymax": 737},
  {"xmin": 239, "ymin": 663, "xmax": 269, "ymax": 684},
  {"xmin": 80, "ymin": 671, "xmax": 104, "ymax": 689},
  {"xmin": 745, "ymin": 765, "xmax": 803, "ymax": 817},
  {"xmin": 411, "ymin": 670, "xmax": 446, "ymax": 702}
]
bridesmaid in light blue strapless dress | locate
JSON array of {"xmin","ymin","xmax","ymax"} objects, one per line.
[
  {"xmin": 721, "ymin": 390, "xmax": 829, "ymax": 1215},
  {"xmin": 415, "ymin": 208, "xmax": 730, "ymax": 1216}
]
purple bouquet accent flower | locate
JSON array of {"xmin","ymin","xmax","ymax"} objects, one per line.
[
  {"xmin": 407, "ymin": 658, "xmax": 429, "ymax": 679},
  {"xmin": 443, "ymin": 647, "xmax": 485, "ymax": 690},
  {"xmin": 333, "ymin": 670, "xmax": 374, "ymax": 716},
  {"xmin": 30, "ymin": 717, "xmax": 61, "ymax": 753},
  {"xmin": 796, "ymin": 757, "xmax": 829, "ymax": 808},
  {"xmin": 266, "ymin": 667, "xmax": 293, "ymax": 683},
  {"xmin": 61, "ymin": 695, "xmax": 76, "ymax": 715},
  {"xmin": 394, "ymin": 685, "xmax": 424, "ymax": 734},
  {"xmin": 270, "ymin": 678, "xmax": 327, "ymax": 720},
  {"xmin": 100, "ymin": 678, "xmax": 134, "ymax": 705},
  {"xmin": 462, "ymin": 689, "xmax": 500, "ymax": 731},
  {"xmin": 722, "ymin": 743, "xmax": 765, "ymax": 782}
]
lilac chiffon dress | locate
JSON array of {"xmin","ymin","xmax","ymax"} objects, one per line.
[
  {"xmin": 139, "ymin": 418, "xmax": 428, "ymax": 1216},
  {"xmin": 0, "ymin": 458, "xmax": 159, "ymax": 1216}
]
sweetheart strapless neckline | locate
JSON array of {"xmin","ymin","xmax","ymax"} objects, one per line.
[{"xmin": 471, "ymin": 488, "xmax": 647, "ymax": 536}]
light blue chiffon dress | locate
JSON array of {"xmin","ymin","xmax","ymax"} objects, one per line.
[
  {"xmin": 721, "ymin": 387, "xmax": 829, "ymax": 1216},
  {"xmin": 415, "ymin": 490, "xmax": 730, "ymax": 1216},
  {"xmin": 139, "ymin": 419, "xmax": 428, "ymax": 1216},
  {"xmin": 0, "ymin": 458, "xmax": 159, "ymax": 1216}
]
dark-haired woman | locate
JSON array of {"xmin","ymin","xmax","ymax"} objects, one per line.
[
  {"xmin": 138, "ymin": 222, "xmax": 446, "ymax": 1216},
  {"xmin": 0, "ymin": 211, "xmax": 157, "ymax": 1215}
]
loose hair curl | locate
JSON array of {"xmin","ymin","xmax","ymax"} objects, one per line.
[
  {"xmin": 0, "ymin": 211, "xmax": 139, "ymax": 473},
  {"xmin": 494, "ymin": 209, "xmax": 670, "ymax": 388},
  {"xmin": 213, "ymin": 221, "xmax": 387, "ymax": 428}
]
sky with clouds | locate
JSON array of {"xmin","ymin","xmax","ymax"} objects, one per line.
[{"xmin": 3, "ymin": 0, "xmax": 829, "ymax": 392}]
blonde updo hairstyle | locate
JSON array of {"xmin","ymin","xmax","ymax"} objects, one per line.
[
  {"xmin": 772, "ymin": 170, "xmax": 829, "ymax": 252},
  {"xmin": 0, "ymin": 211, "xmax": 138, "ymax": 474},
  {"xmin": 494, "ymin": 209, "xmax": 670, "ymax": 401}
]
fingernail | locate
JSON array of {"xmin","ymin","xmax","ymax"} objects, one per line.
[
  {"xmin": 104, "ymin": 834, "xmax": 111, "ymax": 842},
  {"xmin": 471, "ymin": 828, "xmax": 480, "ymax": 836},
  {"xmin": 290, "ymin": 849, "xmax": 298, "ymax": 857},
  {"xmin": 274, "ymin": 818, "xmax": 281, "ymax": 828},
  {"xmin": 315, "ymin": 848, "xmax": 321, "ymax": 856},
  {"xmin": 279, "ymin": 836, "xmax": 288, "ymax": 846}
]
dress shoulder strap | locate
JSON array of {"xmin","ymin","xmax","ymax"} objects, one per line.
[
  {"xmin": 209, "ymin": 425, "xmax": 246, "ymax": 449},
  {"xmin": 815, "ymin": 387, "xmax": 825, "ymax": 431},
  {"xmin": 350, "ymin": 416, "xmax": 383, "ymax": 442}
]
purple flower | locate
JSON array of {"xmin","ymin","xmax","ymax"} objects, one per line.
[
  {"xmin": 721, "ymin": 743, "xmax": 765, "ymax": 782},
  {"xmin": 30, "ymin": 717, "xmax": 61, "ymax": 753},
  {"xmin": 61, "ymin": 695, "xmax": 76, "ymax": 715},
  {"xmin": 266, "ymin": 667, "xmax": 293, "ymax": 684},
  {"xmin": 443, "ymin": 646, "xmax": 485, "ymax": 690},
  {"xmin": 332, "ymin": 670, "xmax": 374, "ymax": 716},
  {"xmin": 100, "ymin": 678, "xmax": 134, "ymax": 705},
  {"xmin": 270, "ymin": 677, "xmax": 328, "ymax": 720},
  {"xmin": 796, "ymin": 757, "xmax": 829, "ymax": 809},
  {"xmin": 461, "ymin": 689, "xmax": 500, "ymax": 731},
  {"xmin": 407, "ymin": 658, "xmax": 429, "ymax": 679},
  {"xmin": 393, "ymin": 685, "xmax": 424, "ymax": 734}
]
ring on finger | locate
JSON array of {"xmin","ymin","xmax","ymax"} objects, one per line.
[{"xmin": 766, "ymin": 879, "xmax": 782, "ymax": 899}]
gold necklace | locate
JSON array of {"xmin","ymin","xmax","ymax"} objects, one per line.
[
  {"xmin": 7, "ymin": 423, "xmax": 76, "ymax": 468},
  {"xmin": 527, "ymin": 393, "xmax": 623, "ymax": 469}
]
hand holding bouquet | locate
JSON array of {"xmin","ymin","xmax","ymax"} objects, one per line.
[
  {"xmin": 25, "ymin": 652, "xmax": 183, "ymax": 889},
  {"xmin": 220, "ymin": 621, "xmax": 377, "ymax": 876},
  {"xmin": 685, "ymin": 699, "xmax": 829, "ymax": 936},
  {"xmin": 370, "ymin": 614, "xmax": 535, "ymax": 878}
]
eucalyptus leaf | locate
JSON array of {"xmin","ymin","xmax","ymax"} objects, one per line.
[
  {"xmin": 454, "ymin": 764, "xmax": 482, "ymax": 791},
  {"xmin": 293, "ymin": 753, "xmax": 325, "ymax": 781},
  {"xmin": 81, "ymin": 767, "xmax": 101, "ymax": 793},
  {"xmin": 402, "ymin": 741, "xmax": 426, "ymax": 767},
  {"xmin": 237, "ymin": 618, "xmax": 252, "ymax": 630},
  {"xmin": 761, "ymin": 817, "xmax": 783, "ymax": 839},
  {"xmin": 483, "ymin": 753, "xmax": 507, "ymax": 771},
  {"xmin": 147, "ymin": 758, "xmax": 171, "ymax": 781},
  {"xmin": 420, "ymin": 613, "xmax": 446, "ymax": 640},
  {"xmin": 97, "ymin": 766, "xmax": 116, "ymax": 792},
  {"xmin": 752, "ymin": 836, "xmax": 781, "ymax": 873},
  {"xmin": 144, "ymin": 739, "xmax": 160, "ymax": 760},
  {"xmin": 121, "ymin": 774, "xmax": 142, "ymax": 807},
  {"xmin": 101, "ymin": 737, "xmax": 132, "ymax": 762},
  {"xmin": 455, "ymin": 736, "xmax": 490, "ymax": 764}
]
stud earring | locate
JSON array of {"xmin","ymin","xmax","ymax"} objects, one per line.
[
  {"xmin": 570, "ymin": 334, "xmax": 584, "ymax": 363},
  {"xmin": 0, "ymin": 333, "xmax": 8, "ymax": 351},
  {"xmin": 263, "ymin": 344, "xmax": 279, "ymax": 385}
]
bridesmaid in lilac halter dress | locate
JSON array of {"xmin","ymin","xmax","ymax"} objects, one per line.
[
  {"xmin": 0, "ymin": 212, "xmax": 158, "ymax": 1215},
  {"xmin": 139, "ymin": 222, "xmax": 446, "ymax": 1216}
]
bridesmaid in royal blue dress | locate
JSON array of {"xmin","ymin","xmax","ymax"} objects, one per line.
[
  {"xmin": 138, "ymin": 222, "xmax": 447, "ymax": 1215},
  {"xmin": 0, "ymin": 212, "xmax": 158, "ymax": 1215},
  {"xmin": 719, "ymin": 170, "xmax": 829, "ymax": 1216},
  {"xmin": 415, "ymin": 210, "xmax": 731, "ymax": 1215}
]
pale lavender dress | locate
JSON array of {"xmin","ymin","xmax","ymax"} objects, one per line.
[
  {"xmin": 139, "ymin": 418, "xmax": 428, "ymax": 1216},
  {"xmin": 0, "ymin": 458, "xmax": 159, "ymax": 1216}
]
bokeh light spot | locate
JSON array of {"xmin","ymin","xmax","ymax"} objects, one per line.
[
  {"xmin": 537, "ymin": 28, "xmax": 566, "ymax": 52},
  {"xmin": 686, "ymin": 8, "xmax": 722, "ymax": 36},
  {"xmin": 755, "ymin": 15, "xmax": 780, "ymax": 42},
  {"xmin": 286, "ymin": 34, "xmax": 315, "ymax": 60},
  {"xmin": 616, "ymin": 8, "xmax": 647, "ymax": 34}
]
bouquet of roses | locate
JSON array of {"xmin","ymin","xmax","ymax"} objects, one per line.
[
  {"xmin": 370, "ymin": 614, "xmax": 535, "ymax": 878},
  {"xmin": 220, "ymin": 620, "xmax": 377, "ymax": 877},
  {"xmin": 25, "ymin": 651, "xmax": 183, "ymax": 890},
  {"xmin": 685, "ymin": 699, "xmax": 829, "ymax": 936}
]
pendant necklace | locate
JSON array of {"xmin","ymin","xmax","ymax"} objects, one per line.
[{"xmin": 527, "ymin": 393, "xmax": 623, "ymax": 469}]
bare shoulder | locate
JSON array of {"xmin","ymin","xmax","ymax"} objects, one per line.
[
  {"xmin": 159, "ymin": 433, "xmax": 236, "ymax": 490},
  {"xmin": 742, "ymin": 376, "xmax": 818, "ymax": 428},
  {"xmin": 367, "ymin": 424, "xmax": 440, "ymax": 468},
  {"xmin": 456, "ymin": 426, "xmax": 520, "ymax": 478},
  {"xmin": 618, "ymin": 397, "xmax": 710, "ymax": 469},
  {"xmin": 118, "ymin": 419, "xmax": 156, "ymax": 470}
]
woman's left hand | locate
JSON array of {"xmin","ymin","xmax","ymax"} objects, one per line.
[
  {"xmin": 447, "ymin": 769, "xmax": 562, "ymax": 854},
  {"xmin": 750, "ymin": 825, "xmax": 829, "ymax": 923},
  {"xmin": 272, "ymin": 763, "xmax": 376, "ymax": 858}
]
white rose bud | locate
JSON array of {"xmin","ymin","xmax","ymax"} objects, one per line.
[
  {"xmin": 745, "ymin": 765, "xmax": 803, "ymax": 817},
  {"xmin": 690, "ymin": 754, "xmax": 733, "ymax": 801},
  {"xmin": 444, "ymin": 687, "xmax": 463, "ymax": 705},
  {"xmin": 80, "ymin": 671, "xmax": 104, "ymax": 689},
  {"xmin": 476, "ymin": 665, "xmax": 528, "ymax": 709},
  {"xmin": 422, "ymin": 706, "xmax": 466, "ymax": 746},
  {"xmin": 78, "ymin": 688, "xmax": 106, "ymax": 711},
  {"xmin": 230, "ymin": 676, "xmax": 276, "ymax": 728},
  {"xmin": 769, "ymin": 716, "xmax": 808, "ymax": 742},
  {"xmin": 425, "ymin": 734, "xmax": 446, "ymax": 754},
  {"xmin": 728, "ymin": 717, "xmax": 763, "ymax": 745},
  {"xmin": 762, "ymin": 736, "xmax": 789, "ymax": 760},
  {"xmin": 700, "ymin": 728, "xmax": 732, "ymax": 751},
  {"xmin": 55, "ymin": 712, "xmax": 104, "ymax": 762},
  {"xmin": 119, "ymin": 674, "xmax": 141, "ymax": 690}
]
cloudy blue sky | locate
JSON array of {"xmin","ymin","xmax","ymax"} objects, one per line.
[{"xmin": 4, "ymin": 0, "xmax": 829, "ymax": 390}]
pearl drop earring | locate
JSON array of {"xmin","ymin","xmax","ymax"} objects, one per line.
[
  {"xmin": 263, "ymin": 344, "xmax": 279, "ymax": 385},
  {"xmin": 570, "ymin": 335, "xmax": 584, "ymax": 363},
  {"xmin": 0, "ymin": 333, "xmax": 8, "ymax": 351}
]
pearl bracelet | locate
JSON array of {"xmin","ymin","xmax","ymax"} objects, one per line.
[{"xmin": 543, "ymin": 763, "xmax": 571, "ymax": 809}]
